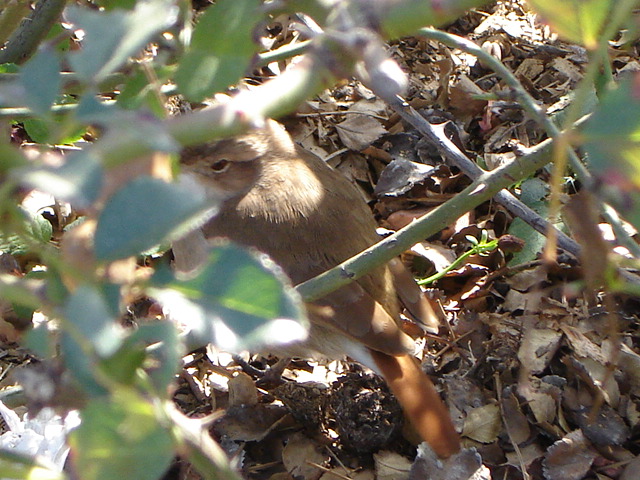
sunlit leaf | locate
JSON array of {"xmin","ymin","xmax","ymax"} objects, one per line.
[
  {"xmin": 67, "ymin": 1, "xmax": 177, "ymax": 83},
  {"xmin": 19, "ymin": 150, "xmax": 104, "ymax": 208},
  {"xmin": 69, "ymin": 392, "xmax": 173, "ymax": 480},
  {"xmin": 176, "ymin": 0, "xmax": 261, "ymax": 101},
  {"xmin": 151, "ymin": 242, "xmax": 307, "ymax": 352},
  {"xmin": 527, "ymin": 0, "xmax": 612, "ymax": 49},
  {"xmin": 0, "ymin": 451, "xmax": 66, "ymax": 480},
  {"xmin": 583, "ymin": 74, "xmax": 640, "ymax": 231}
]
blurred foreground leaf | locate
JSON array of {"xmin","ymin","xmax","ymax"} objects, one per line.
[
  {"xmin": 527, "ymin": 0, "xmax": 612, "ymax": 49},
  {"xmin": 66, "ymin": 0, "xmax": 177, "ymax": 83},
  {"xmin": 68, "ymin": 392, "xmax": 173, "ymax": 480},
  {"xmin": 152, "ymin": 242, "xmax": 307, "ymax": 352},
  {"xmin": 583, "ymin": 74, "xmax": 640, "ymax": 230},
  {"xmin": 95, "ymin": 176, "xmax": 218, "ymax": 261},
  {"xmin": 176, "ymin": 0, "xmax": 261, "ymax": 101}
]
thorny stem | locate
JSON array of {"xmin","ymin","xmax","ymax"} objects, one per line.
[
  {"xmin": 297, "ymin": 133, "xmax": 560, "ymax": 301},
  {"xmin": 386, "ymin": 97, "xmax": 582, "ymax": 257},
  {"xmin": 416, "ymin": 26, "xmax": 640, "ymax": 259},
  {"xmin": 0, "ymin": 0, "xmax": 67, "ymax": 64}
]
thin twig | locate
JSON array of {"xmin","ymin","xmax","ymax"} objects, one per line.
[
  {"xmin": 257, "ymin": 39, "xmax": 311, "ymax": 66},
  {"xmin": 296, "ymin": 130, "xmax": 561, "ymax": 301},
  {"xmin": 416, "ymin": 27, "xmax": 640, "ymax": 259},
  {"xmin": 388, "ymin": 97, "xmax": 581, "ymax": 257}
]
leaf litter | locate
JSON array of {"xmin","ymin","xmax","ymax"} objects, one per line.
[
  {"xmin": 3, "ymin": 1, "xmax": 640, "ymax": 479},
  {"xmin": 169, "ymin": 3, "xmax": 640, "ymax": 476}
]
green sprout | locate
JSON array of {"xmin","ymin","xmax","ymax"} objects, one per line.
[{"xmin": 418, "ymin": 230, "xmax": 498, "ymax": 286}]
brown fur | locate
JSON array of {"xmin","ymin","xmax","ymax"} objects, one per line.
[{"xmin": 179, "ymin": 120, "xmax": 460, "ymax": 457}]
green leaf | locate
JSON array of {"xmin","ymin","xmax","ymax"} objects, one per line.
[
  {"xmin": 582, "ymin": 76, "xmax": 640, "ymax": 231},
  {"xmin": 126, "ymin": 322, "xmax": 182, "ymax": 392},
  {"xmin": 527, "ymin": 0, "xmax": 612, "ymax": 49},
  {"xmin": 508, "ymin": 178, "xmax": 549, "ymax": 265},
  {"xmin": 0, "ymin": 143, "xmax": 27, "ymax": 173},
  {"xmin": 151, "ymin": 242, "xmax": 307, "ymax": 352},
  {"xmin": 0, "ymin": 451, "xmax": 66, "ymax": 480},
  {"xmin": 0, "ymin": 274, "xmax": 44, "ymax": 313},
  {"xmin": 67, "ymin": 1, "xmax": 177, "ymax": 83},
  {"xmin": 18, "ymin": 205, "xmax": 52, "ymax": 245},
  {"xmin": 95, "ymin": 0, "xmax": 138, "ymax": 10},
  {"xmin": 176, "ymin": 0, "xmax": 261, "ymax": 101},
  {"xmin": 19, "ymin": 48, "xmax": 61, "ymax": 116},
  {"xmin": 95, "ymin": 176, "xmax": 218, "ymax": 261},
  {"xmin": 24, "ymin": 321, "xmax": 55, "ymax": 359},
  {"xmin": 98, "ymin": 343, "xmax": 146, "ymax": 387},
  {"xmin": 583, "ymin": 77, "xmax": 640, "ymax": 181},
  {"xmin": 69, "ymin": 392, "xmax": 173, "ymax": 480},
  {"xmin": 59, "ymin": 286, "xmax": 124, "ymax": 396},
  {"xmin": 59, "ymin": 331, "xmax": 108, "ymax": 397},
  {"xmin": 65, "ymin": 285, "xmax": 123, "ymax": 358},
  {"xmin": 116, "ymin": 68, "xmax": 166, "ymax": 116},
  {"xmin": 75, "ymin": 95, "xmax": 177, "ymax": 152},
  {"xmin": 22, "ymin": 118, "xmax": 51, "ymax": 143},
  {"xmin": 18, "ymin": 150, "xmax": 104, "ymax": 208},
  {"xmin": 0, "ymin": 63, "xmax": 19, "ymax": 73},
  {"xmin": 75, "ymin": 92, "xmax": 118, "ymax": 122}
]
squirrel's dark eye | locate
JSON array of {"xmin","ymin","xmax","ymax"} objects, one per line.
[{"xmin": 210, "ymin": 159, "xmax": 230, "ymax": 172}]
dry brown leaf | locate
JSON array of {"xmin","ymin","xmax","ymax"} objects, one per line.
[
  {"xmin": 505, "ymin": 443, "xmax": 544, "ymax": 472},
  {"xmin": 501, "ymin": 388, "xmax": 530, "ymax": 445},
  {"xmin": 517, "ymin": 326, "xmax": 562, "ymax": 374},
  {"xmin": 282, "ymin": 432, "xmax": 328, "ymax": 480},
  {"xmin": 506, "ymin": 268, "xmax": 543, "ymax": 292},
  {"xmin": 320, "ymin": 469, "xmax": 374, "ymax": 480},
  {"xmin": 577, "ymin": 357, "xmax": 620, "ymax": 407},
  {"xmin": 0, "ymin": 317, "xmax": 20, "ymax": 343},
  {"xmin": 620, "ymin": 454, "xmax": 640, "ymax": 480},
  {"xmin": 518, "ymin": 378, "xmax": 560, "ymax": 425},
  {"xmin": 449, "ymin": 74, "xmax": 487, "ymax": 119},
  {"xmin": 542, "ymin": 430, "xmax": 597, "ymax": 480},
  {"xmin": 514, "ymin": 58, "xmax": 544, "ymax": 80},
  {"xmin": 335, "ymin": 114, "xmax": 387, "ymax": 151},
  {"xmin": 617, "ymin": 344, "xmax": 640, "ymax": 395},
  {"xmin": 228, "ymin": 372, "xmax": 258, "ymax": 407},
  {"xmin": 560, "ymin": 324, "xmax": 608, "ymax": 364},
  {"xmin": 550, "ymin": 57, "xmax": 582, "ymax": 82},
  {"xmin": 214, "ymin": 404, "xmax": 288, "ymax": 442},
  {"xmin": 502, "ymin": 289, "xmax": 546, "ymax": 313},
  {"xmin": 374, "ymin": 451, "xmax": 411, "ymax": 480},
  {"xmin": 623, "ymin": 398, "xmax": 640, "ymax": 428},
  {"xmin": 385, "ymin": 208, "xmax": 432, "ymax": 230},
  {"xmin": 573, "ymin": 403, "xmax": 630, "ymax": 447},
  {"xmin": 374, "ymin": 159, "xmax": 436, "ymax": 197},
  {"xmin": 409, "ymin": 445, "xmax": 491, "ymax": 480},
  {"xmin": 410, "ymin": 242, "xmax": 457, "ymax": 273},
  {"xmin": 462, "ymin": 403, "xmax": 502, "ymax": 444},
  {"xmin": 267, "ymin": 474, "xmax": 295, "ymax": 480},
  {"xmin": 349, "ymin": 98, "xmax": 388, "ymax": 116}
]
